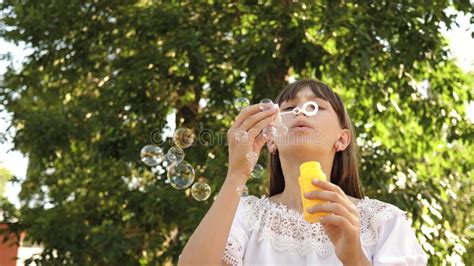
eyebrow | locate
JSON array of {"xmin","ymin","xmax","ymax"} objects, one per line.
[
  {"xmin": 313, "ymin": 98, "xmax": 329, "ymax": 107},
  {"xmin": 283, "ymin": 97, "xmax": 329, "ymax": 105}
]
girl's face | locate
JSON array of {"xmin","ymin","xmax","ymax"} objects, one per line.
[{"xmin": 274, "ymin": 87, "xmax": 343, "ymax": 155}]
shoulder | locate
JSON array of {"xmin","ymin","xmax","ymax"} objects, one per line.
[
  {"xmin": 357, "ymin": 197, "xmax": 407, "ymax": 220},
  {"xmin": 359, "ymin": 198, "xmax": 428, "ymax": 263},
  {"xmin": 357, "ymin": 197, "xmax": 410, "ymax": 245},
  {"xmin": 236, "ymin": 195, "xmax": 269, "ymax": 219},
  {"xmin": 233, "ymin": 195, "xmax": 264, "ymax": 225},
  {"xmin": 234, "ymin": 195, "xmax": 292, "ymax": 230}
]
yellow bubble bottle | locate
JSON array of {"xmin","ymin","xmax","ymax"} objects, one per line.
[{"xmin": 298, "ymin": 161, "xmax": 329, "ymax": 223}]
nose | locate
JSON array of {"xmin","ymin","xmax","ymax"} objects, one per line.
[{"xmin": 294, "ymin": 105, "xmax": 308, "ymax": 117}]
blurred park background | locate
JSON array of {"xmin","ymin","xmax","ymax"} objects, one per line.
[{"xmin": 0, "ymin": 1, "xmax": 473, "ymax": 265}]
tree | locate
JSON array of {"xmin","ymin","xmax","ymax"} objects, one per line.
[
  {"xmin": 0, "ymin": 166, "xmax": 13, "ymax": 198},
  {"xmin": 0, "ymin": 1, "xmax": 473, "ymax": 264}
]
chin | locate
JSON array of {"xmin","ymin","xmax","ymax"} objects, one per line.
[
  {"xmin": 279, "ymin": 142, "xmax": 327, "ymax": 157},
  {"xmin": 276, "ymin": 128, "xmax": 331, "ymax": 154},
  {"xmin": 287, "ymin": 129, "xmax": 325, "ymax": 146}
]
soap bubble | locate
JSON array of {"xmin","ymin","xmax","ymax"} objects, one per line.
[
  {"xmin": 173, "ymin": 128, "xmax": 195, "ymax": 148},
  {"xmin": 246, "ymin": 151, "xmax": 258, "ymax": 164},
  {"xmin": 259, "ymin": 98, "xmax": 274, "ymax": 111},
  {"xmin": 262, "ymin": 125, "xmax": 277, "ymax": 140},
  {"xmin": 251, "ymin": 164, "xmax": 264, "ymax": 179},
  {"xmin": 274, "ymin": 114, "xmax": 283, "ymax": 125},
  {"xmin": 167, "ymin": 147, "xmax": 185, "ymax": 163},
  {"xmin": 275, "ymin": 124, "xmax": 289, "ymax": 135},
  {"xmin": 272, "ymin": 115, "xmax": 289, "ymax": 136},
  {"xmin": 191, "ymin": 178, "xmax": 212, "ymax": 201},
  {"xmin": 140, "ymin": 145, "xmax": 165, "ymax": 166},
  {"xmin": 167, "ymin": 160, "xmax": 195, "ymax": 190},
  {"xmin": 234, "ymin": 97, "xmax": 250, "ymax": 111},
  {"xmin": 236, "ymin": 184, "xmax": 249, "ymax": 197}
]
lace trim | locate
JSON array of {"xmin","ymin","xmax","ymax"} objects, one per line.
[
  {"xmin": 223, "ymin": 235, "xmax": 243, "ymax": 266},
  {"xmin": 239, "ymin": 195, "xmax": 406, "ymax": 258},
  {"xmin": 358, "ymin": 196, "xmax": 407, "ymax": 246}
]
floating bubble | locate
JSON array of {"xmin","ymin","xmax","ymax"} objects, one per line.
[
  {"xmin": 234, "ymin": 97, "xmax": 250, "ymax": 111},
  {"xmin": 274, "ymin": 113, "xmax": 283, "ymax": 124},
  {"xmin": 251, "ymin": 164, "xmax": 264, "ymax": 179},
  {"xmin": 236, "ymin": 184, "xmax": 249, "ymax": 197},
  {"xmin": 191, "ymin": 178, "xmax": 212, "ymax": 201},
  {"xmin": 234, "ymin": 129, "xmax": 249, "ymax": 143},
  {"xmin": 140, "ymin": 145, "xmax": 165, "ymax": 166},
  {"xmin": 259, "ymin": 98, "xmax": 274, "ymax": 111},
  {"xmin": 167, "ymin": 160, "xmax": 195, "ymax": 190},
  {"xmin": 167, "ymin": 146, "xmax": 185, "ymax": 163},
  {"xmin": 173, "ymin": 128, "xmax": 195, "ymax": 148},
  {"xmin": 273, "ymin": 114, "xmax": 289, "ymax": 136},
  {"xmin": 246, "ymin": 151, "xmax": 258, "ymax": 164},
  {"xmin": 262, "ymin": 125, "xmax": 277, "ymax": 140}
]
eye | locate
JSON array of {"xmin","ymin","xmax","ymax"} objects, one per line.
[{"xmin": 283, "ymin": 106, "xmax": 294, "ymax": 111}]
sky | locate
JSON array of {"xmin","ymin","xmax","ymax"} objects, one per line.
[{"xmin": 0, "ymin": 12, "xmax": 473, "ymax": 207}]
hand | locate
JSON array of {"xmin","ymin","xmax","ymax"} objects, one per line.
[
  {"xmin": 304, "ymin": 179, "xmax": 369, "ymax": 265},
  {"xmin": 226, "ymin": 104, "xmax": 278, "ymax": 180}
]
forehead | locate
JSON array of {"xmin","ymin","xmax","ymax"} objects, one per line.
[
  {"xmin": 293, "ymin": 87, "xmax": 317, "ymax": 99},
  {"xmin": 279, "ymin": 86, "xmax": 330, "ymax": 104}
]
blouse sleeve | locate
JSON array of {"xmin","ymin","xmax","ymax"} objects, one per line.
[
  {"xmin": 222, "ymin": 198, "xmax": 251, "ymax": 266},
  {"xmin": 372, "ymin": 213, "xmax": 428, "ymax": 265}
]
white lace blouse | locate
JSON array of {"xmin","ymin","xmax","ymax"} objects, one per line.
[{"xmin": 223, "ymin": 195, "xmax": 428, "ymax": 265}]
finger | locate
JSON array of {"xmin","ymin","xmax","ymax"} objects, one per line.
[
  {"xmin": 253, "ymin": 132, "xmax": 267, "ymax": 151},
  {"xmin": 320, "ymin": 215, "xmax": 355, "ymax": 231},
  {"xmin": 231, "ymin": 104, "xmax": 268, "ymax": 129},
  {"xmin": 247, "ymin": 114, "xmax": 276, "ymax": 140},
  {"xmin": 304, "ymin": 190, "xmax": 344, "ymax": 202},
  {"xmin": 311, "ymin": 179, "xmax": 355, "ymax": 211},
  {"xmin": 304, "ymin": 190, "xmax": 359, "ymax": 217},
  {"xmin": 307, "ymin": 203, "xmax": 358, "ymax": 226},
  {"xmin": 240, "ymin": 108, "xmax": 278, "ymax": 132},
  {"xmin": 311, "ymin": 179, "xmax": 345, "ymax": 195},
  {"xmin": 227, "ymin": 128, "xmax": 251, "ymax": 146}
]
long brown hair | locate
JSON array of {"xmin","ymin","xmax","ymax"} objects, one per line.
[{"xmin": 268, "ymin": 79, "xmax": 364, "ymax": 199}]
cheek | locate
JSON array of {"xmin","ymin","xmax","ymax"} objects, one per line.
[
  {"xmin": 313, "ymin": 112, "xmax": 338, "ymax": 130},
  {"xmin": 312, "ymin": 117, "xmax": 340, "ymax": 146},
  {"xmin": 279, "ymin": 114, "xmax": 294, "ymax": 125},
  {"xmin": 272, "ymin": 132, "xmax": 287, "ymax": 147}
]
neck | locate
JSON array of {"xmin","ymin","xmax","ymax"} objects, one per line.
[{"xmin": 275, "ymin": 152, "xmax": 334, "ymax": 213}]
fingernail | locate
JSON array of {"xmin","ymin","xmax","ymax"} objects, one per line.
[
  {"xmin": 304, "ymin": 192, "xmax": 310, "ymax": 197},
  {"xmin": 313, "ymin": 179, "xmax": 320, "ymax": 184}
]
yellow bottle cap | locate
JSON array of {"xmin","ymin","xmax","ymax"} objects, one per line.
[{"xmin": 299, "ymin": 161, "xmax": 322, "ymax": 177}]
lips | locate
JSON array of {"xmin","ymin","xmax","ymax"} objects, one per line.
[{"xmin": 290, "ymin": 120, "xmax": 314, "ymax": 130}]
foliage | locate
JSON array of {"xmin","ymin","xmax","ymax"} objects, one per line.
[
  {"xmin": 0, "ymin": 166, "xmax": 13, "ymax": 195},
  {"xmin": 0, "ymin": 1, "xmax": 473, "ymax": 265}
]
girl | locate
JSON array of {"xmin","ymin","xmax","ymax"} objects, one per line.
[{"xmin": 179, "ymin": 79, "xmax": 427, "ymax": 265}]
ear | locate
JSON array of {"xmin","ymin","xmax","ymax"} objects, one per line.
[{"xmin": 334, "ymin": 129, "xmax": 351, "ymax": 152}]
